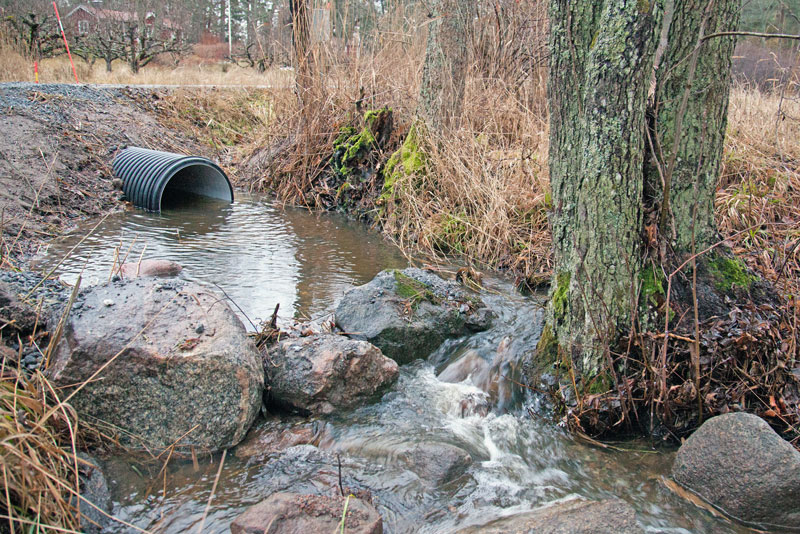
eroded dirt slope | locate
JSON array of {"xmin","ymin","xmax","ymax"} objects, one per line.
[{"xmin": 0, "ymin": 83, "xmax": 213, "ymax": 264}]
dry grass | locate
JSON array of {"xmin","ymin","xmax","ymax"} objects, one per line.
[
  {"xmin": 381, "ymin": 77, "xmax": 551, "ymax": 285},
  {"xmin": 720, "ymin": 85, "xmax": 800, "ymax": 301},
  {"xmin": 0, "ymin": 45, "xmax": 292, "ymax": 87},
  {"xmin": 0, "ymin": 363, "xmax": 83, "ymax": 532}
]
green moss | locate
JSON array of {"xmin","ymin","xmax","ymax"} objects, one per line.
[
  {"xmin": 334, "ymin": 124, "xmax": 376, "ymax": 169},
  {"xmin": 381, "ymin": 123, "xmax": 426, "ymax": 202},
  {"xmin": 551, "ymin": 271, "xmax": 571, "ymax": 319},
  {"xmin": 333, "ymin": 125, "xmax": 358, "ymax": 149},
  {"xmin": 330, "ymin": 108, "xmax": 390, "ymax": 186},
  {"xmin": 640, "ymin": 265, "xmax": 665, "ymax": 306},
  {"xmin": 393, "ymin": 270, "xmax": 439, "ymax": 307},
  {"xmin": 584, "ymin": 372, "xmax": 613, "ymax": 395},
  {"xmin": 708, "ymin": 255, "xmax": 756, "ymax": 292},
  {"xmin": 536, "ymin": 324, "xmax": 561, "ymax": 366},
  {"xmin": 637, "ymin": 0, "xmax": 651, "ymax": 13},
  {"xmin": 364, "ymin": 106, "xmax": 391, "ymax": 126}
]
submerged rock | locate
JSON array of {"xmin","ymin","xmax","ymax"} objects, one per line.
[
  {"xmin": 74, "ymin": 453, "xmax": 111, "ymax": 534},
  {"xmin": 230, "ymin": 492, "xmax": 383, "ymax": 534},
  {"xmin": 48, "ymin": 278, "xmax": 263, "ymax": 452},
  {"xmin": 671, "ymin": 412, "xmax": 800, "ymax": 529},
  {"xmin": 119, "ymin": 259, "xmax": 182, "ymax": 278},
  {"xmin": 453, "ymin": 499, "xmax": 642, "ymax": 534},
  {"xmin": 397, "ymin": 441, "xmax": 472, "ymax": 486},
  {"xmin": 234, "ymin": 418, "xmax": 321, "ymax": 461},
  {"xmin": 335, "ymin": 268, "xmax": 492, "ymax": 365},
  {"xmin": 266, "ymin": 334, "xmax": 399, "ymax": 415}
]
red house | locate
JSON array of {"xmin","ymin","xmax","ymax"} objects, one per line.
[{"xmin": 64, "ymin": 3, "xmax": 181, "ymax": 41}]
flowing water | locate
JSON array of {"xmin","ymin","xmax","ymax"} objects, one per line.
[{"xmin": 36, "ymin": 193, "xmax": 753, "ymax": 534}]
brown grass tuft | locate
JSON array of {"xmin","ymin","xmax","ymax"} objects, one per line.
[
  {"xmin": 720, "ymin": 85, "xmax": 800, "ymax": 302},
  {"xmin": 0, "ymin": 363, "xmax": 84, "ymax": 532}
]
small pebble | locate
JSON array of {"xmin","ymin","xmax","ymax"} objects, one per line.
[
  {"xmin": 195, "ymin": 324, "xmax": 205, "ymax": 334},
  {"xmin": 103, "ymin": 299, "xmax": 114, "ymax": 307}
]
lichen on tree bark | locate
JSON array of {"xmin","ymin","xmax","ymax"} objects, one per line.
[
  {"xmin": 546, "ymin": 0, "xmax": 661, "ymax": 377},
  {"xmin": 646, "ymin": 0, "xmax": 740, "ymax": 253}
]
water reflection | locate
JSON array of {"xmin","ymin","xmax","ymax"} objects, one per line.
[{"xmin": 34, "ymin": 192, "xmax": 408, "ymax": 328}]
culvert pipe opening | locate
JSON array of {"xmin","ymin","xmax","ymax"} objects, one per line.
[{"xmin": 113, "ymin": 147, "xmax": 234, "ymax": 212}]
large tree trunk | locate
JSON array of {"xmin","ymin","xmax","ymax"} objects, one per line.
[
  {"xmin": 646, "ymin": 0, "xmax": 740, "ymax": 253},
  {"xmin": 539, "ymin": 0, "xmax": 798, "ymax": 442},
  {"xmin": 545, "ymin": 0, "xmax": 660, "ymax": 376},
  {"xmin": 418, "ymin": 0, "xmax": 472, "ymax": 130}
]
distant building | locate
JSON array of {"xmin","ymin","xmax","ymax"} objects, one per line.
[{"xmin": 64, "ymin": 3, "xmax": 182, "ymax": 41}]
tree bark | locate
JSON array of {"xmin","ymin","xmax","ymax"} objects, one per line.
[
  {"xmin": 290, "ymin": 0, "xmax": 316, "ymax": 112},
  {"xmin": 647, "ymin": 0, "xmax": 740, "ymax": 253},
  {"xmin": 418, "ymin": 0, "xmax": 472, "ymax": 130},
  {"xmin": 546, "ymin": 0, "xmax": 660, "ymax": 376},
  {"xmin": 539, "ymin": 0, "xmax": 799, "ymax": 441}
]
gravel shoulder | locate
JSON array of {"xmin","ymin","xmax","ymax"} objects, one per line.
[{"xmin": 0, "ymin": 82, "xmax": 213, "ymax": 265}]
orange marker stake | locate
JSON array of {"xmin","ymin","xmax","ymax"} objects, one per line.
[
  {"xmin": 34, "ymin": 61, "xmax": 39, "ymax": 83},
  {"xmin": 52, "ymin": 1, "xmax": 79, "ymax": 83}
]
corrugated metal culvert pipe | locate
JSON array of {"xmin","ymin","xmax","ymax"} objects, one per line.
[{"xmin": 113, "ymin": 147, "xmax": 234, "ymax": 212}]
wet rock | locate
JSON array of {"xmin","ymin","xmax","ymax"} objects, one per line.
[
  {"xmin": 266, "ymin": 334, "xmax": 398, "ymax": 415},
  {"xmin": 397, "ymin": 441, "xmax": 472, "ymax": 486},
  {"xmin": 0, "ymin": 271, "xmax": 69, "ymax": 322},
  {"xmin": 439, "ymin": 337, "xmax": 521, "ymax": 409},
  {"xmin": 438, "ymin": 350, "xmax": 489, "ymax": 383},
  {"xmin": 119, "ymin": 259, "xmax": 182, "ymax": 279},
  {"xmin": 48, "ymin": 278, "xmax": 263, "ymax": 452},
  {"xmin": 335, "ymin": 268, "xmax": 492, "ymax": 365},
  {"xmin": 453, "ymin": 499, "xmax": 642, "ymax": 534},
  {"xmin": 230, "ymin": 492, "xmax": 383, "ymax": 534},
  {"xmin": 74, "ymin": 453, "xmax": 111, "ymax": 534},
  {"xmin": 0, "ymin": 280, "xmax": 38, "ymax": 334},
  {"xmin": 234, "ymin": 419, "xmax": 321, "ymax": 461},
  {"xmin": 671, "ymin": 412, "xmax": 800, "ymax": 529}
]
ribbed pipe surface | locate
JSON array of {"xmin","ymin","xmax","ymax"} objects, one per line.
[{"xmin": 113, "ymin": 147, "xmax": 233, "ymax": 212}]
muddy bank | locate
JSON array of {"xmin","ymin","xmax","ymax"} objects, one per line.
[{"xmin": 0, "ymin": 82, "xmax": 216, "ymax": 264}]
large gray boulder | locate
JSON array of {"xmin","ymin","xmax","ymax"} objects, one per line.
[
  {"xmin": 230, "ymin": 492, "xmax": 383, "ymax": 534},
  {"xmin": 671, "ymin": 412, "xmax": 800, "ymax": 529},
  {"xmin": 48, "ymin": 278, "xmax": 263, "ymax": 452},
  {"xmin": 453, "ymin": 499, "xmax": 642, "ymax": 534},
  {"xmin": 335, "ymin": 268, "xmax": 492, "ymax": 364},
  {"xmin": 266, "ymin": 334, "xmax": 398, "ymax": 415}
]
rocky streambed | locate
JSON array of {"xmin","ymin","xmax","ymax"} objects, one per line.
[{"xmin": 5, "ymin": 192, "xmax": 798, "ymax": 534}]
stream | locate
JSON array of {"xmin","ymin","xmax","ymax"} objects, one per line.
[{"xmin": 35, "ymin": 193, "xmax": 753, "ymax": 534}]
